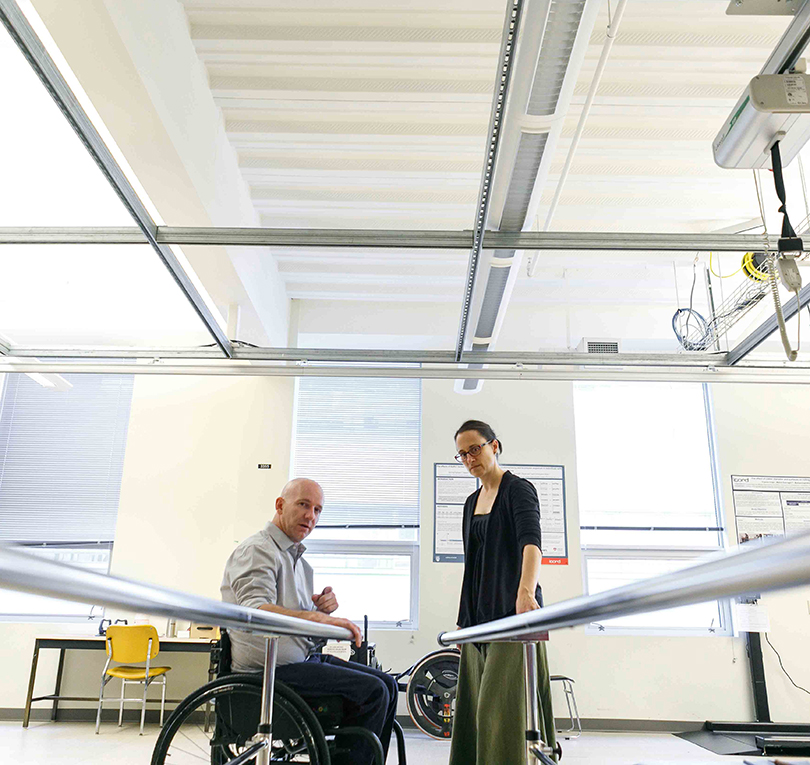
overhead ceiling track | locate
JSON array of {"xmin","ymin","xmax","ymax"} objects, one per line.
[
  {"xmin": 455, "ymin": 0, "xmax": 526, "ymax": 362},
  {"xmin": 2, "ymin": 357, "xmax": 810, "ymax": 385},
  {"xmin": 0, "ymin": 227, "xmax": 778, "ymax": 252}
]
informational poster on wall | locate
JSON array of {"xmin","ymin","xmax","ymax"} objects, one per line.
[
  {"xmin": 433, "ymin": 463, "xmax": 567, "ymax": 564},
  {"xmin": 731, "ymin": 474, "xmax": 810, "ymax": 544}
]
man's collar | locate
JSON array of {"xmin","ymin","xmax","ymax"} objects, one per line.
[{"xmin": 265, "ymin": 521, "xmax": 307, "ymax": 556}]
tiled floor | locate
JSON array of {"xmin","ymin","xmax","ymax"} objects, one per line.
[{"xmin": 2, "ymin": 720, "xmax": 808, "ymax": 764}]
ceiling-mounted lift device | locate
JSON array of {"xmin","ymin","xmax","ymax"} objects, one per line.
[{"xmin": 715, "ymin": 0, "xmax": 810, "ymax": 365}]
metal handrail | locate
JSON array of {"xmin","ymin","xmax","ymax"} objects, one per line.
[
  {"xmin": 439, "ymin": 529, "xmax": 810, "ymax": 645},
  {"xmin": 0, "ymin": 544, "xmax": 353, "ymax": 641}
]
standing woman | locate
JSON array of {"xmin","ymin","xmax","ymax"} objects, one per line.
[{"xmin": 449, "ymin": 420, "xmax": 556, "ymax": 765}]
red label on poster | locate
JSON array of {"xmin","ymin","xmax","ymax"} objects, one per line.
[{"xmin": 542, "ymin": 558, "xmax": 568, "ymax": 565}]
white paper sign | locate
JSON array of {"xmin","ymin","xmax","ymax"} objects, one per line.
[
  {"xmin": 734, "ymin": 603, "xmax": 770, "ymax": 633},
  {"xmin": 733, "ymin": 475, "xmax": 810, "ymax": 544},
  {"xmin": 433, "ymin": 462, "xmax": 568, "ymax": 563},
  {"xmin": 321, "ymin": 642, "xmax": 353, "ymax": 661}
]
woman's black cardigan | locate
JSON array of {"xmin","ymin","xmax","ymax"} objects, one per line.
[{"xmin": 456, "ymin": 470, "xmax": 543, "ymax": 629}]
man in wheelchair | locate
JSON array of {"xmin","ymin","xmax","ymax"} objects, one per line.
[{"xmin": 221, "ymin": 478, "xmax": 399, "ymax": 765}]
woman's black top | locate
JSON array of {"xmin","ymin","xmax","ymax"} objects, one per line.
[
  {"xmin": 456, "ymin": 470, "xmax": 543, "ymax": 628},
  {"xmin": 468, "ymin": 513, "xmax": 490, "ymax": 613}
]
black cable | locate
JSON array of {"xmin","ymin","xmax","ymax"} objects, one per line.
[{"xmin": 764, "ymin": 633, "xmax": 810, "ymax": 697}]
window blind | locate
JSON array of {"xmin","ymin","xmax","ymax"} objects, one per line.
[
  {"xmin": 292, "ymin": 377, "xmax": 420, "ymax": 527},
  {"xmin": 0, "ymin": 373, "xmax": 134, "ymax": 543}
]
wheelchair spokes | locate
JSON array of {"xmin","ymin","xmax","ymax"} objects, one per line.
[{"xmin": 151, "ymin": 677, "xmax": 329, "ymax": 765}]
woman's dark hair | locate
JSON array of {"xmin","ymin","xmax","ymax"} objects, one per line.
[{"xmin": 454, "ymin": 419, "xmax": 502, "ymax": 455}]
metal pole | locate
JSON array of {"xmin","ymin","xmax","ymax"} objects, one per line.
[
  {"xmin": 0, "ymin": 226, "xmax": 781, "ymax": 252},
  {"xmin": 7, "ymin": 358, "xmax": 810, "ymax": 384},
  {"xmin": 257, "ymin": 637, "xmax": 279, "ymax": 765},
  {"xmin": 728, "ymin": 280, "xmax": 810, "ymax": 364},
  {"xmin": 439, "ymin": 530, "xmax": 810, "ymax": 646},
  {"xmin": 0, "ymin": 545, "xmax": 352, "ymax": 642},
  {"xmin": 523, "ymin": 643, "xmax": 542, "ymax": 762}
]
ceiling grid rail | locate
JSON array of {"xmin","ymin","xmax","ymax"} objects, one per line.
[
  {"xmin": 455, "ymin": 0, "xmax": 526, "ymax": 362},
  {"xmin": 0, "ymin": 228, "xmax": 778, "ymax": 252},
  {"xmin": 0, "ymin": 0, "xmax": 233, "ymax": 358}
]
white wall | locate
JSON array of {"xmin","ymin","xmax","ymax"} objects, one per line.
[{"xmin": 3, "ymin": 376, "xmax": 810, "ymax": 728}]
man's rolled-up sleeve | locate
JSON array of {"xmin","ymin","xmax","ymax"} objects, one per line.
[{"xmin": 228, "ymin": 547, "xmax": 278, "ymax": 611}]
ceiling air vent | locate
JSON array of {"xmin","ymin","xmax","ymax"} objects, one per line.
[{"xmin": 576, "ymin": 338, "xmax": 621, "ymax": 354}]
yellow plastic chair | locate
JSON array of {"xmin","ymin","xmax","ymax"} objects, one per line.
[{"xmin": 95, "ymin": 625, "xmax": 171, "ymax": 735}]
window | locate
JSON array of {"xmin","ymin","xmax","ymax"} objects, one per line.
[
  {"xmin": 574, "ymin": 382, "xmax": 730, "ymax": 636},
  {"xmin": 0, "ymin": 372, "xmax": 134, "ymax": 621},
  {"xmin": 291, "ymin": 377, "xmax": 420, "ymax": 629}
]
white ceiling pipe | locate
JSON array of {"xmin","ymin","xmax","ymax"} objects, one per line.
[{"xmin": 528, "ymin": 0, "xmax": 630, "ymax": 278}]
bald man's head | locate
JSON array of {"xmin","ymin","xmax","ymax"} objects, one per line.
[{"xmin": 273, "ymin": 478, "xmax": 324, "ymax": 543}]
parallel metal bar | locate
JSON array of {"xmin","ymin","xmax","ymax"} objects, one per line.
[
  {"xmin": 0, "ymin": 226, "xmax": 781, "ymax": 252},
  {"xmin": 727, "ymin": 281, "xmax": 810, "ymax": 364},
  {"xmin": 0, "ymin": 545, "xmax": 352, "ymax": 641},
  {"xmin": 4, "ymin": 359, "xmax": 810, "ymax": 383},
  {"xmin": 439, "ymin": 530, "xmax": 810, "ymax": 645},
  {"xmin": 0, "ymin": 339, "xmax": 9, "ymax": 356},
  {"xmin": 0, "ymin": 2, "xmax": 233, "ymax": 358},
  {"xmin": 456, "ymin": 0, "xmax": 525, "ymax": 362},
  {"xmin": 0, "ymin": 227, "xmax": 146, "ymax": 244}
]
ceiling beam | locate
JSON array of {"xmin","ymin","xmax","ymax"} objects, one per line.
[
  {"xmin": 2, "ymin": 356, "xmax": 810, "ymax": 385},
  {"xmin": 727, "ymin": 282, "xmax": 810, "ymax": 365},
  {"xmin": 0, "ymin": 226, "xmax": 781, "ymax": 252},
  {"xmin": 0, "ymin": 345, "xmax": 780, "ymax": 369}
]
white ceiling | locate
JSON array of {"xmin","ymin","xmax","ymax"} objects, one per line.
[
  {"xmin": 178, "ymin": 0, "xmax": 800, "ymax": 353},
  {"xmin": 3, "ymin": 0, "xmax": 804, "ymax": 355}
]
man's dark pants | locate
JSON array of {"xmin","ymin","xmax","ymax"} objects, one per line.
[{"xmin": 276, "ymin": 654, "xmax": 398, "ymax": 765}]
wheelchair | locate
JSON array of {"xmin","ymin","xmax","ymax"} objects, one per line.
[{"xmin": 151, "ymin": 630, "xmax": 406, "ymax": 765}]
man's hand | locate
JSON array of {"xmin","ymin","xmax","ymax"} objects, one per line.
[
  {"xmin": 309, "ymin": 610, "xmax": 362, "ymax": 647},
  {"xmin": 312, "ymin": 586, "xmax": 338, "ymax": 614},
  {"xmin": 258, "ymin": 599, "xmax": 361, "ymax": 646}
]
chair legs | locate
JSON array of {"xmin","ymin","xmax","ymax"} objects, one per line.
[
  {"xmin": 118, "ymin": 679, "xmax": 126, "ymax": 727},
  {"xmin": 95, "ymin": 674, "xmax": 110, "ymax": 735},
  {"xmin": 97, "ymin": 673, "xmax": 168, "ymax": 734},
  {"xmin": 140, "ymin": 678, "xmax": 149, "ymax": 736},
  {"xmin": 159, "ymin": 676, "xmax": 167, "ymax": 728},
  {"xmin": 552, "ymin": 677, "xmax": 581, "ymax": 739}
]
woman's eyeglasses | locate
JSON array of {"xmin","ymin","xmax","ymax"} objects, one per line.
[{"xmin": 454, "ymin": 440, "xmax": 493, "ymax": 463}]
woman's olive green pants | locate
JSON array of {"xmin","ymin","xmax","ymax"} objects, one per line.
[{"xmin": 449, "ymin": 641, "xmax": 557, "ymax": 765}]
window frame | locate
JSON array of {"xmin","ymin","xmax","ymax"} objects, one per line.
[
  {"xmin": 0, "ymin": 370, "xmax": 132, "ymax": 622},
  {"xmin": 577, "ymin": 382, "xmax": 733, "ymax": 637},
  {"xmin": 300, "ymin": 537, "xmax": 420, "ymax": 631},
  {"xmin": 290, "ymin": 375, "xmax": 421, "ymax": 631}
]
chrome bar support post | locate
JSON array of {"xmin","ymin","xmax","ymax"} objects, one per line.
[
  {"xmin": 255, "ymin": 636, "xmax": 279, "ymax": 765},
  {"xmin": 523, "ymin": 642, "xmax": 555, "ymax": 763},
  {"xmin": 523, "ymin": 642, "xmax": 541, "ymax": 761}
]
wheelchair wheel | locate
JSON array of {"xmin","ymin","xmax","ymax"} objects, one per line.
[
  {"xmin": 151, "ymin": 674, "xmax": 330, "ymax": 764},
  {"xmin": 405, "ymin": 648, "xmax": 459, "ymax": 740}
]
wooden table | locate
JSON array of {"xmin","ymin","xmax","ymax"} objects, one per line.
[{"xmin": 23, "ymin": 635, "xmax": 218, "ymax": 727}]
